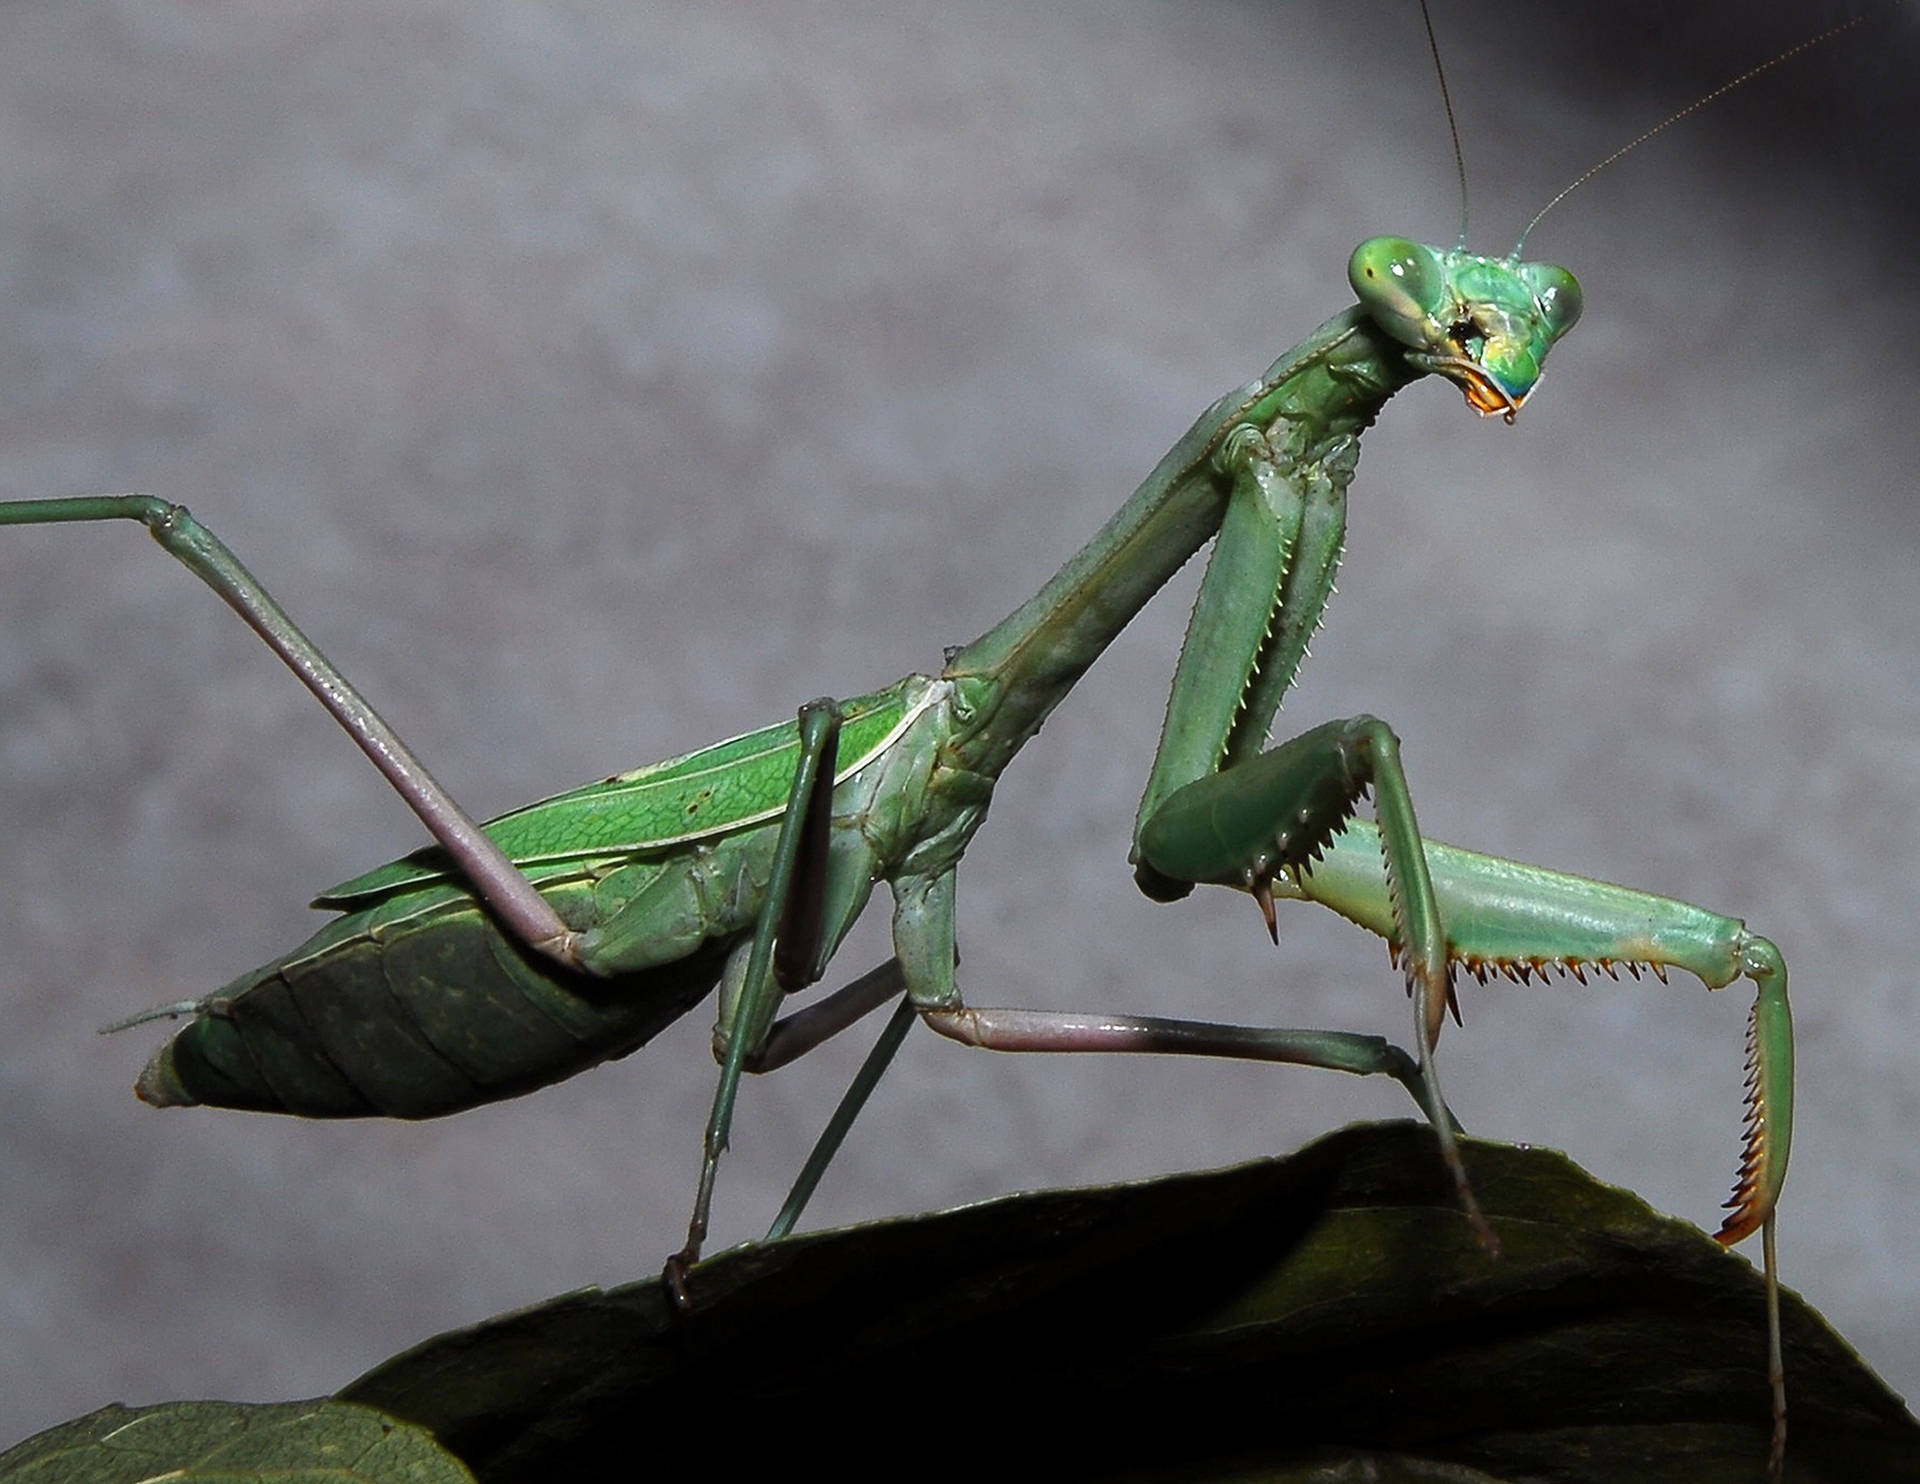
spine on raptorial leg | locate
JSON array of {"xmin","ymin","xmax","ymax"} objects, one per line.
[
  {"xmin": 943, "ymin": 309, "xmax": 1414, "ymax": 781},
  {"xmin": 134, "ymin": 873, "xmax": 734, "ymax": 1119},
  {"xmin": 1718, "ymin": 933, "xmax": 1791, "ymax": 1245},
  {"xmin": 1134, "ymin": 717, "xmax": 1373, "ymax": 893},
  {"xmin": 1285, "ymin": 823, "xmax": 1797, "ymax": 1242}
]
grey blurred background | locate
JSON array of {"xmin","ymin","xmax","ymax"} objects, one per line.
[{"xmin": 1, "ymin": 0, "xmax": 1915, "ymax": 1445}]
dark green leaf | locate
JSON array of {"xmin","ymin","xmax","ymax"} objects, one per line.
[
  {"xmin": 344, "ymin": 1123, "xmax": 1920, "ymax": 1483},
  {"xmin": 0, "ymin": 1398, "xmax": 475, "ymax": 1484}
]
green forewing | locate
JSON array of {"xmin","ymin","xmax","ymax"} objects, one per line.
[{"xmin": 317, "ymin": 683, "xmax": 930, "ymax": 906}]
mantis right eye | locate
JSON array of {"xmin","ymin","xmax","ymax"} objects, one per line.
[{"xmin": 1348, "ymin": 236, "xmax": 1446, "ymax": 348}]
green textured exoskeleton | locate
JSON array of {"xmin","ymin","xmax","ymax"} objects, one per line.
[
  {"xmin": 0, "ymin": 234, "xmax": 1793, "ymax": 1457},
  {"xmin": 14, "ymin": 232, "xmax": 1789, "ymax": 1256},
  {"xmin": 135, "ymin": 686, "xmax": 945, "ymax": 1119}
]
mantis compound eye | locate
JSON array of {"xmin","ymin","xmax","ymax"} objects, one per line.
[
  {"xmin": 1348, "ymin": 236, "xmax": 1448, "ymax": 349},
  {"xmin": 1520, "ymin": 261, "xmax": 1583, "ymax": 342}
]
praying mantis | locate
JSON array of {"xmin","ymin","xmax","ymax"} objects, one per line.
[{"xmin": 0, "ymin": 0, "xmax": 1915, "ymax": 1467}]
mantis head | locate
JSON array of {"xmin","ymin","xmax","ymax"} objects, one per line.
[{"xmin": 1348, "ymin": 238, "xmax": 1582, "ymax": 422}]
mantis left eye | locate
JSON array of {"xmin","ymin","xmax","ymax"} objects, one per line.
[{"xmin": 1521, "ymin": 262, "xmax": 1583, "ymax": 341}]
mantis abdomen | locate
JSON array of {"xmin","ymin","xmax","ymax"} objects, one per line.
[
  {"xmin": 136, "ymin": 850, "xmax": 761, "ymax": 1118},
  {"xmin": 128, "ymin": 681, "xmax": 955, "ymax": 1117}
]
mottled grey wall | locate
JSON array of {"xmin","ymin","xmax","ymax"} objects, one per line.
[{"xmin": 1, "ymin": 0, "xmax": 1915, "ymax": 1445}]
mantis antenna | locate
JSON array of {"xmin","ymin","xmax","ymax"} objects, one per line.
[
  {"xmin": 1511, "ymin": 3, "xmax": 1904, "ymax": 258},
  {"xmin": 1416, "ymin": 0, "xmax": 1471, "ymax": 250}
]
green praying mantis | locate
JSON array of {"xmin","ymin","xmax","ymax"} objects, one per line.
[{"xmin": 0, "ymin": 2, "xmax": 1912, "ymax": 1466}]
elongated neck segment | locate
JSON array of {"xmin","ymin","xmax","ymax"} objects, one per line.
[{"xmin": 943, "ymin": 306, "xmax": 1418, "ymax": 779}]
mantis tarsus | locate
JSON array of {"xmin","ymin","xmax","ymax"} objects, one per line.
[{"xmin": 1, "ymin": 0, "xmax": 1915, "ymax": 1467}]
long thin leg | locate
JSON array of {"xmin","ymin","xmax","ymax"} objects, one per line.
[
  {"xmin": 919, "ymin": 1004, "xmax": 1451, "ymax": 1122},
  {"xmin": 1765, "ymin": 1216, "xmax": 1786, "ymax": 1479},
  {"xmin": 765, "ymin": 993, "xmax": 919, "ymax": 1241},
  {"xmin": 668, "ymin": 699, "xmax": 841, "ymax": 1294},
  {"xmin": 889, "ymin": 865, "xmax": 1455, "ymax": 1147},
  {"xmin": 758, "ymin": 952, "xmax": 1459, "ymax": 1241},
  {"xmin": 0, "ymin": 495, "xmax": 581, "ymax": 967},
  {"xmin": 744, "ymin": 957, "xmax": 909, "ymax": 1074}
]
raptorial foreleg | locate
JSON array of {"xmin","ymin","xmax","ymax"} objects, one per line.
[
  {"xmin": 1281, "ymin": 818, "xmax": 1792, "ymax": 1464},
  {"xmin": 1134, "ymin": 713, "xmax": 1490, "ymax": 1245}
]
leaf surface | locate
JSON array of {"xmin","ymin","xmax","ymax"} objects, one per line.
[
  {"xmin": 344, "ymin": 1122, "xmax": 1920, "ymax": 1482},
  {"xmin": 0, "ymin": 1399, "xmax": 474, "ymax": 1484}
]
